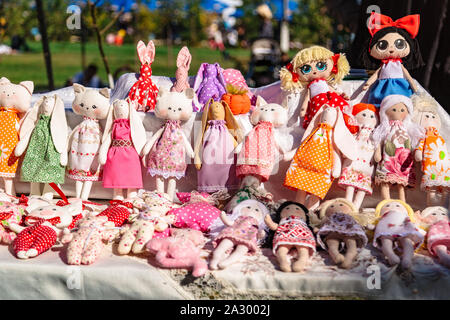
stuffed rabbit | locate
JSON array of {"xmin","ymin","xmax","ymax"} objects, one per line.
[
  {"xmin": 99, "ymin": 98, "xmax": 147, "ymax": 200},
  {"xmin": 141, "ymin": 87, "xmax": 195, "ymax": 201},
  {"xmin": 192, "ymin": 63, "xmax": 227, "ymax": 111},
  {"xmin": 0, "ymin": 77, "xmax": 34, "ymax": 196},
  {"xmin": 0, "ymin": 200, "xmax": 26, "ymax": 244},
  {"xmin": 284, "ymin": 104, "xmax": 358, "ymax": 210},
  {"xmin": 15, "ymin": 95, "xmax": 68, "ymax": 199},
  {"xmin": 67, "ymin": 84, "xmax": 110, "ymax": 200},
  {"xmin": 194, "ymin": 98, "xmax": 242, "ymax": 193},
  {"xmin": 128, "ymin": 40, "xmax": 159, "ymax": 112},
  {"xmin": 171, "ymin": 46, "xmax": 192, "ymax": 93}
]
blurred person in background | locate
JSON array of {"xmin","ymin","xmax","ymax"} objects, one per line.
[
  {"xmin": 66, "ymin": 63, "xmax": 103, "ymax": 88},
  {"xmin": 256, "ymin": 4, "xmax": 274, "ymax": 39}
]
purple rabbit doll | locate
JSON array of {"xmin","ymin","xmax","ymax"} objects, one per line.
[{"xmin": 192, "ymin": 63, "xmax": 226, "ymax": 111}]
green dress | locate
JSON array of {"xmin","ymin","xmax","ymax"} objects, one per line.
[{"xmin": 20, "ymin": 114, "xmax": 65, "ymax": 184}]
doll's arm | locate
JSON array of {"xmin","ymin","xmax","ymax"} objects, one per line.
[
  {"xmin": 194, "ymin": 129, "xmax": 204, "ymax": 170},
  {"xmin": 8, "ymin": 222, "xmax": 25, "ymax": 234},
  {"xmin": 274, "ymin": 139, "xmax": 285, "ymax": 156},
  {"xmin": 99, "ymin": 133, "xmax": 112, "ymax": 165},
  {"xmin": 14, "ymin": 129, "xmax": 34, "ymax": 157},
  {"xmin": 362, "ymin": 68, "xmax": 380, "ymax": 91},
  {"xmin": 234, "ymin": 141, "xmax": 243, "ymax": 154},
  {"xmin": 414, "ymin": 138, "xmax": 424, "ymax": 161},
  {"xmin": 283, "ymin": 147, "xmax": 297, "ymax": 162},
  {"xmin": 220, "ymin": 211, "xmax": 233, "ymax": 227},
  {"xmin": 141, "ymin": 127, "xmax": 164, "ymax": 167},
  {"xmin": 181, "ymin": 131, "xmax": 194, "ymax": 159},
  {"xmin": 264, "ymin": 215, "xmax": 278, "ymax": 231},
  {"xmin": 332, "ymin": 149, "xmax": 342, "ymax": 178},
  {"xmin": 257, "ymin": 229, "xmax": 266, "ymax": 240},
  {"xmin": 374, "ymin": 144, "xmax": 382, "ymax": 163},
  {"xmin": 401, "ymin": 65, "xmax": 418, "ymax": 93},
  {"xmin": 300, "ymin": 89, "xmax": 310, "ymax": 118}
]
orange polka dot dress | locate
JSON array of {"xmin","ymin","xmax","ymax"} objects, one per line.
[
  {"xmin": 0, "ymin": 108, "xmax": 20, "ymax": 178},
  {"xmin": 284, "ymin": 123, "xmax": 334, "ymax": 199}
]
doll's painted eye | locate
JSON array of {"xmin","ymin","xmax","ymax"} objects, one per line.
[
  {"xmin": 168, "ymin": 107, "xmax": 172, "ymax": 110},
  {"xmin": 92, "ymin": 105, "xmax": 97, "ymax": 109},
  {"xmin": 271, "ymin": 108, "xmax": 275, "ymax": 111},
  {"xmin": 394, "ymin": 39, "xmax": 406, "ymax": 50},
  {"xmin": 432, "ymin": 115, "xmax": 436, "ymax": 119},
  {"xmin": 376, "ymin": 40, "xmax": 388, "ymax": 51},
  {"xmin": 52, "ymin": 208, "xmax": 57, "ymax": 211},
  {"xmin": 401, "ymin": 108, "xmax": 405, "ymax": 112},
  {"xmin": 80, "ymin": 103, "xmax": 84, "ymax": 107},
  {"xmin": 371, "ymin": 115, "xmax": 374, "ymax": 118},
  {"xmin": 339, "ymin": 204, "xmax": 343, "ymax": 206},
  {"xmin": 300, "ymin": 64, "xmax": 312, "ymax": 74},
  {"xmin": 362, "ymin": 113, "xmax": 366, "ymax": 117},
  {"xmin": 392, "ymin": 108, "xmax": 397, "ymax": 112},
  {"xmin": 178, "ymin": 108, "xmax": 182, "ymax": 111},
  {"xmin": 316, "ymin": 61, "xmax": 327, "ymax": 71},
  {"xmin": 426, "ymin": 115, "xmax": 430, "ymax": 118}
]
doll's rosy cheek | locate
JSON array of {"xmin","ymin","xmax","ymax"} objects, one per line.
[
  {"xmin": 158, "ymin": 109, "xmax": 168, "ymax": 118},
  {"xmin": 38, "ymin": 209, "xmax": 54, "ymax": 217}
]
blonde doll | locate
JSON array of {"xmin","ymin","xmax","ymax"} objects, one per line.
[{"xmin": 280, "ymin": 46, "xmax": 357, "ymax": 133}]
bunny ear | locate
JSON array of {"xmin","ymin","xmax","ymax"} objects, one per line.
[
  {"xmin": 147, "ymin": 40, "xmax": 155, "ymax": 64},
  {"xmin": 222, "ymin": 100, "xmax": 242, "ymax": 143},
  {"xmin": 334, "ymin": 108, "xmax": 357, "ymax": 160},
  {"xmin": 19, "ymin": 81, "xmax": 34, "ymax": 95},
  {"xmin": 50, "ymin": 95, "xmax": 68, "ymax": 154},
  {"xmin": 215, "ymin": 63, "xmax": 226, "ymax": 89},
  {"xmin": 102, "ymin": 102, "xmax": 115, "ymax": 144},
  {"xmin": 129, "ymin": 100, "xmax": 146, "ymax": 154},
  {"xmin": 195, "ymin": 98, "xmax": 213, "ymax": 159},
  {"xmin": 176, "ymin": 46, "xmax": 192, "ymax": 68},
  {"xmin": 136, "ymin": 40, "xmax": 148, "ymax": 65},
  {"xmin": 256, "ymin": 95, "xmax": 268, "ymax": 107},
  {"xmin": 193, "ymin": 63, "xmax": 206, "ymax": 93},
  {"xmin": 19, "ymin": 96, "xmax": 41, "ymax": 140},
  {"xmin": 0, "ymin": 77, "xmax": 11, "ymax": 85}
]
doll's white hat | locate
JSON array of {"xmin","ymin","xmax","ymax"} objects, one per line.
[{"xmin": 380, "ymin": 94, "xmax": 414, "ymax": 115}]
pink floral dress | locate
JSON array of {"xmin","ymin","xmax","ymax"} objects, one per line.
[
  {"xmin": 147, "ymin": 120, "xmax": 187, "ymax": 180},
  {"xmin": 0, "ymin": 201, "xmax": 25, "ymax": 244},
  {"xmin": 427, "ymin": 220, "xmax": 450, "ymax": 256},
  {"xmin": 272, "ymin": 216, "xmax": 316, "ymax": 255},
  {"xmin": 213, "ymin": 215, "xmax": 259, "ymax": 254},
  {"xmin": 375, "ymin": 120, "xmax": 415, "ymax": 187}
]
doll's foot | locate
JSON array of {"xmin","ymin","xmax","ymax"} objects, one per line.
[
  {"xmin": 279, "ymin": 260, "xmax": 292, "ymax": 272},
  {"xmin": 386, "ymin": 253, "xmax": 401, "ymax": 266},
  {"xmin": 401, "ymin": 257, "xmax": 413, "ymax": 270},
  {"xmin": 26, "ymin": 249, "xmax": 38, "ymax": 258},
  {"xmin": 292, "ymin": 260, "xmax": 307, "ymax": 273},
  {"xmin": 329, "ymin": 252, "xmax": 345, "ymax": 265},
  {"xmin": 209, "ymin": 260, "xmax": 219, "ymax": 270},
  {"xmin": 341, "ymin": 257, "xmax": 355, "ymax": 269},
  {"xmin": 16, "ymin": 251, "xmax": 28, "ymax": 259}
]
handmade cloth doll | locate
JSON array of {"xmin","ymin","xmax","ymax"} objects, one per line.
[
  {"xmin": 279, "ymin": 46, "xmax": 357, "ymax": 133},
  {"xmin": 142, "ymin": 87, "xmax": 195, "ymax": 201},
  {"xmin": 97, "ymin": 200, "xmax": 133, "ymax": 227},
  {"xmin": 310, "ymin": 198, "xmax": 368, "ymax": 269},
  {"xmin": 170, "ymin": 46, "xmax": 192, "ymax": 93},
  {"xmin": 236, "ymin": 96, "xmax": 288, "ymax": 189},
  {"xmin": 284, "ymin": 104, "xmax": 358, "ymax": 210},
  {"xmin": 338, "ymin": 103, "xmax": 379, "ymax": 209},
  {"xmin": 412, "ymin": 93, "xmax": 450, "ymax": 206},
  {"xmin": 372, "ymin": 95, "xmax": 424, "ymax": 202},
  {"xmin": 0, "ymin": 200, "xmax": 25, "ymax": 244},
  {"xmin": 0, "ymin": 77, "xmax": 34, "ymax": 196},
  {"xmin": 67, "ymin": 84, "xmax": 111, "ymax": 200},
  {"xmin": 192, "ymin": 63, "xmax": 227, "ymax": 111},
  {"xmin": 118, "ymin": 191, "xmax": 177, "ymax": 255},
  {"xmin": 373, "ymin": 199, "xmax": 424, "ymax": 269},
  {"xmin": 209, "ymin": 199, "xmax": 269, "ymax": 270},
  {"xmin": 265, "ymin": 201, "xmax": 316, "ymax": 272},
  {"xmin": 146, "ymin": 228, "xmax": 208, "ymax": 277},
  {"xmin": 62, "ymin": 213, "xmax": 119, "ymax": 265},
  {"xmin": 194, "ymin": 98, "xmax": 242, "ymax": 193},
  {"xmin": 99, "ymin": 99, "xmax": 147, "ymax": 200},
  {"xmin": 222, "ymin": 68, "xmax": 255, "ymax": 106},
  {"xmin": 416, "ymin": 206, "xmax": 450, "ymax": 268},
  {"xmin": 128, "ymin": 40, "xmax": 159, "ymax": 112},
  {"xmin": 11, "ymin": 200, "xmax": 83, "ymax": 259},
  {"xmin": 15, "ymin": 95, "xmax": 68, "ymax": 199},
  {"xmin": 362, "ymin": 12, "xmax": 424, "ymax": 107}
]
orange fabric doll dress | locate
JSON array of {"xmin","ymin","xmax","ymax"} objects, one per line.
[
  {"xmin": 284, "ymin": 123, "xmax": 334, "ymax": 199},
  {"xmin": 0, "ymin": 107, "xmax": 20, "ymax": 178}
]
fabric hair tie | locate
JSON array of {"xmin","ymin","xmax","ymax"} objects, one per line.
[
  {"xmin": 368, "ymin": 12, "xmax": 420, "ymax": 39},
  {"xmin": 331, "ymin": 54, "xmax": 340, "ymax": 74},
  {"xmin": 286, "ymin": 63, "xmax": 299, "ymax": 82}
]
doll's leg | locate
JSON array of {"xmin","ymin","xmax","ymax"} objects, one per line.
[
  {"xmin": 156, "ymin": 177, "xmax": 165, "ymax": 194},
  {"xmin": 126, "ymin": 188, "xmax": 137, "ymax": 199},
  {"xmin": 380, "ymin": 183, "xmax": 390, "ymax": 200},
  {"xmin": 218, "ymin": 244, "xmax": 249, "ymax": 269},
  {"xmin": 167, "ymin": 178, "xmax": 177, "ymax": 201},
  {"xmin": 434, "ymin": 245, "xmax": 450, "ymax": 267},
  {"xmin": 295, "ymin": 190, "xmax": 307, "ymax": 205},
  {"xmin": 353, "ymin": 191, "xmax": 366, "ymax": 210},
  {"xmin": 81, "ymin": 236, "xmax": 103, "ymax": 265},
  {"xmin": 117, "ymin": 222, "xmax": 141, "ymax": 255},
  {"xmin": 42, "ymin": 183, "xmax": 56, "ymax": 200},
  {"xmin": 67, "ymin": 234, "xmax": 86, "ymax": 265},
  {"xmin": 380, "ymin": 237, "xmax": 400, "ymax": 265},
  {"xmin": 397, "ymin": 185, "xmax": 406, "ymax": 203},
  {"xmin": 306, "ymin": 195, "xmax": 321, "ymax": 211},
  {"xmin": 13, "ymin": 229, "xmax": 34, "ymax": 259},
  {"xmin": 345, "ymin": 186, "xmax": 355, "ymax": 203},
  {"xmin": 27, "ymin": 226, "xmax": 57, "ymax": 258},
  {"xmin": 113, "ymin": 188, "xmax": 124, "ymax": 200},
  {"xmin": 399, "ymin": 237, "xmax": 415, "ymax": 270},
  {"xmin": 209, "ymin": 239, "xmax": 234, "ymax": 270},
  {"xmin": 341, "ymin": 238, "xmax": 358, "ymax": 269},
  {"xmin": 3, "ymin": 178, "xmax": 15, "ymax": 196},
  {"xmin": 75, "ymin": 181, "xmax": 83, "ymax": 198},
  {"xmin": 276, "ymin": 245, "xmax": 292, "ymax": 272},
  {"xmin": 325, "ymin": 237, "xmax": 344, "ymax": 264},
  {"xmin": 30, "ymin": 182, "xmax": 41, "ymax": 196},
  {"xmin": 292, "ymin": 246, "xmax": 310, "ymax": 272},
  {"xmin": 132, "ymin": 223, "xmax": 155, "ymax": 254},
  {"xmin": 80, "ymin": 181, "xmax": 93, "ymax": 200}
]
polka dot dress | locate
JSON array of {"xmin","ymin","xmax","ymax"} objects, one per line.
[
  {"xmin": 128, "ymin": 63, "xmax": 159, "ymax": 112},
  {"xmin": 0, "ymin": 108, "xmax": 20, "ymax": 178},
  {"xmin": 169, "ymin": 202, "xmax": 222, "ymax": 232},
  {"xmin": 13, "ymin": 222, "xmax": 57, "ymax": 256}
]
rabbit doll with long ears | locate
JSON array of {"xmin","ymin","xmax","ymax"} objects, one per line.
[
  {"xmin": 99, "ymin": 99, "xmax": 147, "ymax": 200},
  {"xmin": 284, "ymin": 104, "xmax": 358, "ymax": 210},
  {"xmin": 15, "ymin": 95, "xmax": 68, "ymax": 199},
  {"xmin": 192, "ymin": 63, "xmax": 227, "ymax": 111},
  {"xmin": 171, "ymin": 46, "xmax": 192, "ymax": 93},
  {"xmin": 128, "ymin": 40, "xmax": 159, "ymax": 112},
  {"xmin": 141, "ymin": 87, "xmax": 195, "ymax": 201}
]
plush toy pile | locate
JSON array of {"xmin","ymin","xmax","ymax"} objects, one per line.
[{"xmin": 0, "ymin": 12, "xmax": 449, "ymax": 279}]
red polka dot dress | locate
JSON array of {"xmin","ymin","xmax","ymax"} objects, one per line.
[
  {"xmin": 13, "ymin": 219, "xmax": 57, "ymax": 256},
  {"xmin": 272, "ymin": 216, "xmax": 316, "ymax": 256},
  {"xmin": 128, "ymin": 63, "xmax": 159, "ymax": 112},
  {"xmin": 97, "ymin": 201, "xmax": 131, "ymax": 227}
]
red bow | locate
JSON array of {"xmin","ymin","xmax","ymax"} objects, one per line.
[
  {"xmin": 109, "ymin": 200, "xmax": 133, "ymax": 209},
  {"xmin": 286, "ymin": 63, "xmax": 299, "ymax": 82},
  {"xmin": 25, "ymin": 215, "xmax": 61, "ymax": 226},
  {"xmin": 331, "ymin": 54, "xmax": 340, "ymax": 74},
  {"xmin": 368, "ymin": 12, "xmax": 420, "ymax": 39},
  {"xmin": 381, "ymin": 58, "xmax": 402, "ymax": 64}
]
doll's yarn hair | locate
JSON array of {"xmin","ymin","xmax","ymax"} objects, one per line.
[
  {"xmin": 280, "ymin": 46, "xmax": 350, "ymax": 91},
  {"xmin": 361, "ymin": 26, "xmax": 424, "ymax": 70},
  {"xmin": 411, "ymin": 93, "xmax": 440, "ymax": 122},
  {"xmin": 274, "ymin": 201, "xmax": 309, "ymax": 225},
  {"xmin": 374, "ymin": 199, "xmax": 416, "ymax": 224}
]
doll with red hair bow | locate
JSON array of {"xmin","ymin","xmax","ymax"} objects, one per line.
[{"xmin": 361, "ymin": 12, "xmax": 424, "ymax": 107}]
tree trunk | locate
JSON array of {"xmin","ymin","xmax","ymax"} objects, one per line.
[{"xmin": 36, "ymin": 0, "xmax": 54, "ymax": 91}]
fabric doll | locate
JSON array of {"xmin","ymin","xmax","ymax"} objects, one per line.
[
  {"xmin": 128, "ymin": 40, "xmax": 159, "ymax": 112},
  {"xmin": 415, "ymin": 206, "xmax": 450, "ymax": 268},
  {"xmin": 412, "ymin": 93, "xmax": 449, "ymax": 206},
  {"xmin": 222, "ymin": 68, "xmax": 255, "ymax": 105},
  {"xmin": 264, "ymin": 201, "xmax": 316, "ymax": 273},
  {"xmin": 62, "ymin": 213, "xmax": 119, "ymax": 265},
  {"xmin": 372, "ymin": 95, "xmax": 424, "ymax": 202},
  {"xmin": 361, "ymin": 12, "xmax": 424, "ymax": 107},
  {"xmin": 97, "ymin": 200, "xmax": 133, "ymax": 227},
  {"xmin": 0, "ymin": 77, "xmax": 34, "ymax": 196},
  {"xmin": 279, "ymin": 46, "xmax": 357, "ymax": 133},
  {"xmin": 67, "ymin": 84, "xmax": 111, "ymax": 200},
  {"xmin": 170, "ymin": 46, "xmax": 192, "ymax": 93},
  {"xmin": 309, "ymin": 198, "xmax": 368, "ymax": 269},
  {"xmin": 192, "ymin": 63, "xmax": 227, "ymax": 111},
  {"xmin": 146, "ymin": 228, "xmax": 208, "ymax": 277},
  {"xmin": 141, "ymin": 87, "xmax": 195, "ymax": 201},
  {"xmin": 236, "ymin": 96, "xmax": 288, "ymax": 190},
  {"xmin": 11, "ymin": 200, "xmax": 83, "ymax": 259},
  {"xmin": 284, "ymin": 104, "xmax": 358, "ymax": 210},
  {"xmin": 373, "ymin": 199, "xmax": 424, "ymax": 269},
  {"xmin": 99, "ymin": 98, "xmax": 147, "ymax": 200},
  {"xmin": 338, "ymin": 103, "xmax": 379, "ymax": 209},
  {"xmin": 209, "ymin": 199, "xmax": 269, "ymax": 270},
  {"xmin": 0, "ymin": 200, "xmax": 25, "ymax": 244},
  {"xmin": 194, "ymin": 98, "xmax": 242, "ymax": 193},
  {"xmin": 15, "ymin": 95, "xmax": 68, "ymax": 199},
  {"xmin": 118, "ymin": 191, "xmax": 177, "ymax": 255}
]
